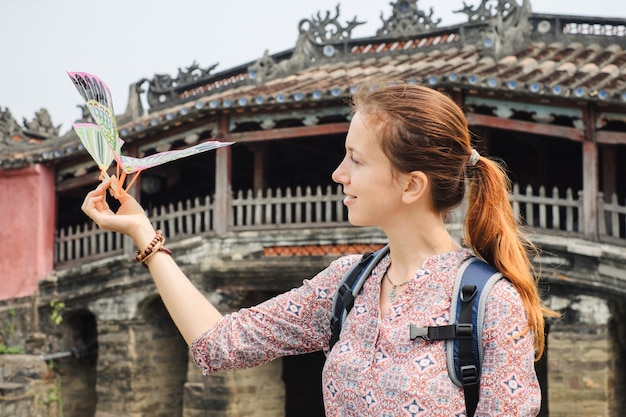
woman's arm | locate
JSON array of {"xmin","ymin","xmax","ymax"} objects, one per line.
[
  {"xmin": 190, "ymin": 255, "xmax": 358, "ymax": 374},
  {"xmin": 81, "ymin": 178, "xmax": 222, "ymax": 345}
]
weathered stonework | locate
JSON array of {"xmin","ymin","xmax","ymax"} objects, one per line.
[
  {"xmin": 0, "ymin": 355, "xmax": 59, "ymax": 417},
  {"xmin": 0, "ymin": 227, "xmax": 623, "ymax": 416},
  {"xmin": 184, "ymin": 362, "xmax": 286, "ymax": 417},
  {"xmin": 546, "ymin": 294, "xmax": 615, "ymax": 417},
  {"xmin": 608, "ymin": 298, "xmax": 626, "ymax": 416}
]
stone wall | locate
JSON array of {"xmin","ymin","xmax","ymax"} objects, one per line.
[
  {"xmin": 133, "ymin": 297, "xmax": 188, "ymax": 417},
  {"xmin": 609, "ymin": 298, "xmax": 626, "ymax": 416},
  {"xmin": 546, "ymin": 294, "xmax": 614, "ymax": 417},
  {"xmin": 0, "ymin": 299, "xmax": 59, "ymax": 417},
  {"xmin": 1, "ymin": 228, "xmax": 625, "ymax": 416},
  {"xmin": 0, "ymin": 297, "xmax": 34, "ymax": 354},
  {"xmin": 0, "ymin": 355, "xmax": 59, "ymax": 417},
  {"xmin": 184, "ymin": 362, "xmax": 286, "ymax": 417}
]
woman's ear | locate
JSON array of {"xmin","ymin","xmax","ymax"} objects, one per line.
[{"xmin": 401, "ymin": 171, "xmax": 429, "ymax": 204}]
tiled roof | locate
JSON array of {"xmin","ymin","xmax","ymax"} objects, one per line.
[
  {"xmin": 119, "ymin": 12, "xmax": 626, "ymax": 137},
  {"xmin": 2, "ymin": 1, "xmax": 626, "ymax": 169}
]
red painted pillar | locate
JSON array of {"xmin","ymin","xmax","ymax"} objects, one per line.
[{"xmin": 0, "ymin": 164, "xmax": 56, "ymax": 300}]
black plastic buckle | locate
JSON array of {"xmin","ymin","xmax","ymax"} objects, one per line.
[
  {"xmin": 461, "ymin": 364, "xmax": 478, "ymax": 385},
  {"xmin": 338, "ymin": 282, "xmax": 351, "ymax": 298},
  {"xmin": 456, "ymin": 323, "xmax": 473, "ymax": 338},
  {"xmin": 409, "ymin": 325, "xmax": 430, "ymax": 340}
]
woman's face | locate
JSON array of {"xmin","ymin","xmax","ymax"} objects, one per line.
[{"xmin": 332, "ymin": 112, "xmax": 407, "ymax": 227}]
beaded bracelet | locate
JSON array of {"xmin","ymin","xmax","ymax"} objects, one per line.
[{"xmin": 132, "ymin": 229, "xmax": 172, "ymax": 267}]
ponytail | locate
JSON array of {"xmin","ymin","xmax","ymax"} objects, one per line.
[
  {"xmin": 465, "ymin": 156, "xmax": 558, "ymax": 359},
  {"xmin": 351, "ymin": 80, "xmax": 559, "ymax": 358}
]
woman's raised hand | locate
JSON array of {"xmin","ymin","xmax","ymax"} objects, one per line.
[{"xmin": 81, "ymin": 177, "xmax": 154, "ymax": 245}]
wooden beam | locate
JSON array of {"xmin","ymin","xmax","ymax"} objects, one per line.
[
  {"xmin": 465, "ymin": 113, "xmax": 584, "ymax": 142},
  {"xmin": 596, "ymin": 130, "xmax": 626, "ymax": 145},
  {"xmin": 226, "ymin": 122, "xmax": 349, "ymax": 143},
  {"xmin": 56, "ymin": 172, "xmax": 100, "ymax": 193}
]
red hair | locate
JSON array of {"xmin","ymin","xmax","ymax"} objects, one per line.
[{"xmin": 352, "ymin": 80, "xmax": 557, "ymax": 358}]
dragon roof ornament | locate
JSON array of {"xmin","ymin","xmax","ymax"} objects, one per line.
[
  {"xmin": 297, "ymin": 4, "xmax": 365, "ymax": 44},
  {"xmin": 456, "ymin": 0, "xmax": 530, "ymax": 23},
  {"xmin": 23, "ymin": 108, "xmax": 61, "ymax": 139},
  {"xmin": 248, "ymin": 5, "xmax": 365, "ymax": 85},
  {"xmin": 144, "ymin": 61, "xmax": 220, "ymax": 110},
  {"xmin": 455, "ymin": 0, "xmax": 532, "ymax": 58},
  {"xmin": 0, "ymin": 107, "xmax": 25, "ymax": 147},
  {"xmin": 0, "ymin": 107, "xmax": 59, "ymax": 155},
  {"xmin": 376, "ymin": 0, "xmax": 441, "ymax": 37}
]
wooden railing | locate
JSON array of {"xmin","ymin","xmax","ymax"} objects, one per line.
[
  {"xmin": 599, "ymin": 192, "xmax": 626, "ymax": 245},
  {"xmin": 230, "ymin": 185, "xmax": 347, "ymax": 230},
  {"xmin": 151, "ymin": 196, "xmax": 215, "ymax": 239},
  {"xmin": 512, "ymin": 185, "xmax": 582, "ymax": 236},
  {"xmin": 54, "ymin": 183, "xmax": 626, "ymax": 266},
  {"xmin": 55, "ymin": 224, "xmax": 124, "ymax": 264}
]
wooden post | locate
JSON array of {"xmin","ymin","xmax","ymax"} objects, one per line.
[
  {"xmin": 214, "ymin": 115, "xmax": 232, "ymax": 234},
  {"xmin": 582, "ymin": 105, "xmax": 598, "ymax": 241},
  {"xmin": 600, "ymin": 144, "xmax": 617, "ymax": 201},
  {"xmin": 249, "ymin": 143, "xmax": 268, "ymax": 195}
]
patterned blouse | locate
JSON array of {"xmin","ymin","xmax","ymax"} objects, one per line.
[{"xmin": 191, "ymin": 248, "xmax": 541, "ymax": 416}]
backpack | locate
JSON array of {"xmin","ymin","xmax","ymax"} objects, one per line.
[{"xmin": 329, "ymin": 245, "xmax": 503, "ymax": 417}]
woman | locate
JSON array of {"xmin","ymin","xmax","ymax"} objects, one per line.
[{"xmin": 82, "ymin": 81, "xmax": 555, "ymax": 416}]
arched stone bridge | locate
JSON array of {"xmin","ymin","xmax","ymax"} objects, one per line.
[{"xmin": 34, "ymin": 225, "xmax": 626, "ymax": 417}]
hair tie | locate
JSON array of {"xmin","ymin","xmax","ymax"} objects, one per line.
[{"xmin": 468, "ymin": 148, "xmax": 480, "ymax": 166}]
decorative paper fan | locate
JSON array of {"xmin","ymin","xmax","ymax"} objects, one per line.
[
  {"xmin": 68, "ymin": 71, "xmax": 233, "ymax": 197},
  {"xmin": 73, "ymin": 122, "xmax": 119, "ymax": 174},
  {"xmin": 68, "ymin": 72, "xmax": 120, "ymax": 157}
]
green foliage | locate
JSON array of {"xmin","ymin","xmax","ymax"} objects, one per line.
[
  {"xmin": 0, "ymin": 308, "xmax": 22, "ymax": 353},
  {"xmin": 42, "ymin": 364, "xmax": 64, "ymax": 417},
  {"xmin": 5, "ymin": 307, "xmax": 16, "ymax": 335},
  {"xmin": 0, "ymin": 342, "xmax": 25, "ymax": 354},
  {"xmin": 49, "ymin": 301, "xmax": 66, "ymax": 325}
]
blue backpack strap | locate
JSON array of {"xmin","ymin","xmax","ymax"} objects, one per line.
[
  {"xmin": 329, "ymin": 245, "xmax": 389, "ymax": 350},
  {"xmin": 332, "ymin": 251, "xmax": 501, "ymax": 416},
  {"xmin": 447, "ymin": 257, "xmax": 502, "ymax": 417}
]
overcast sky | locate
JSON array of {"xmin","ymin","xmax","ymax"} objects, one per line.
[{"xmin": 0, "ymin": 0, "xmax": 622, "ymax": 135}]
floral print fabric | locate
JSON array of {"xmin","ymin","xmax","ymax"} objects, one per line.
[{"xmin": 191, "ymin": 248, "xmax": 541, "ymax": 416}]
